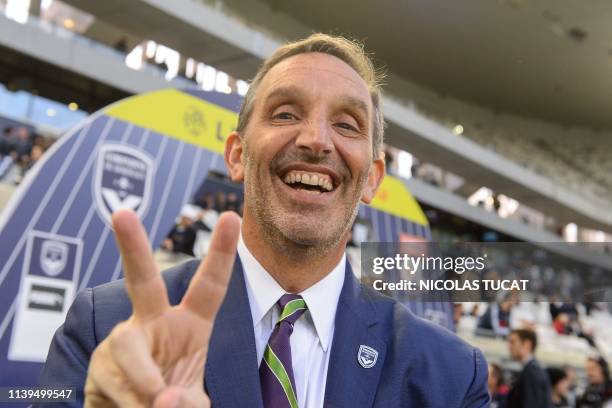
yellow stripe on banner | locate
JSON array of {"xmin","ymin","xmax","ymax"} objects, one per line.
[
  {"xmin": 370, "ymin": 175, "xmax": 428, "ymax": 226},
  {"xmin": 105, "ymin": 89, "xmax": 238, "ymax": 154}
]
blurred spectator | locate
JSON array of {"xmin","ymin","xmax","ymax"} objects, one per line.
[
  {"xmin": 506, "ymin": 329, "xmax": 553, "ymax": 408},
  {"xmin": 162, "ymin": 214, "xmax": 196, "ymax": 256},
  {"xmin": 198, "ymin": 192, "xmax": 215, "ymax": 210},
  {"xmin": 192, "ymin": 210, "xmax": 213, "ymax": 233},
  {"xmin": 477, "ymin": 297, "xmax": 516, "ymax": 338},
  {"xmin": 493, "ymin": 194, "xmax": 502, "ymax": 214},
  {"xmin": 410, "ymin": 156, "xmax": 421, "ymax": 178},
  {"xmin": 21, "ymin": 145, "xmax": 44, "ymax": 174},
  {"xmin": 564, "ymin": 366, "xmax": 578, "ymax": 408},
  {"xmin": 551, "ymin": 302, "xmax": 598, "ymax": 349},
  {"xmin": 225, "ymin": 191, "xmax": 240, "ymax": 213},
  {"xmin": 0, "ymin": 126, "xmax": 15, "ymax": 156},
  {"xmin": 0, "ymin": 126, "xmax": 55, "ymax": 184},
  {"xmin": 489, "ymin": 362, "xmax": 509, "ymax": 408},
  {"xmin": 384, "ymin": 147, "xmax": 395, "ymax": 175},
  {"xmin": 14, "ymin": 127, "xmax": 33, "ymax": 160},
  {"xmin": 550, "ymin": 302, "xmax": 578, "ymax": 321},
  {"xmin": 553, "ymin": 313, "xmax": 572, "ymax": 335},
  {"xmin": 577, "ymin": 356, "xmax": 612, "ymax": 407},
  {"xmin": 546, "ymin": 367, "xmax": 571, "ymax": 408},
  {"xmin": 453, "ymin": 303, "xmax": 463, "ymax": 328},
  {"xmin": 214, "ymin": 191, "xmax": 227, "ymax": 212},
  {"xmin": 470, "ymin": 303, "xmax": 481, "ymax": 317}
]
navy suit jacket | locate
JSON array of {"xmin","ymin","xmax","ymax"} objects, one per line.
[
  {"xmin": 506, "ymin": 359, "xmax": 553, "ymax": 408},
  {"xmin": 38, "ymin": 257, "xmax": 489, "ymax": 407}
]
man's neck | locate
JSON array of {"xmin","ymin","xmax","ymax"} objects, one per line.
[
  {"xmin": 521, "ymin": 353, "xmax": 534, "ymax": 365},
  {"xmin": 241, "ymin": 217, "xmax": 346, "ymax": 293}
]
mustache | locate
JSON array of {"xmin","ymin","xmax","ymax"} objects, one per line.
[{"xmin": 270, "ymin": 150, "xmax": 346, "ymax": 175}]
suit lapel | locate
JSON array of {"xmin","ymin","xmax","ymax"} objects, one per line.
[
  {"xmin": 205, "ymin": 257, "xmax": 263, "ymax": 408},
  {"xmin": 324, "ymin": 261, "xmax": 387, "ymax": 408}
]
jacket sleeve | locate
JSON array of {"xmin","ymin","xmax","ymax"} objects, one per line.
[
  {"xmin": 35, "ymin": 289, "xmax": 97, "ymax": 408},
  {"xmin": 461, "ymin": 348, "xmax": 490, "ymax": 408}
]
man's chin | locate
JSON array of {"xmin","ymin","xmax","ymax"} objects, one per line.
[
  {"xmin": 280, "ymin": 227, "xmax": 332, "ymax": 247},
  {"xmin": 276, "ymin": 219, "xmax": 339, "ymax": 247}
]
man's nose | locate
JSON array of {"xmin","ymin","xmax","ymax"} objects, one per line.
[{"xmin": 295, "ymin": 117, "xmax": 334, "ymax": 156}]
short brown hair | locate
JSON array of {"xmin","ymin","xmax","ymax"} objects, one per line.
[
  {"xmin": 236, "ymin": 33, "xmax": 386, "ymax": 158},
  {"xmin": 511, "ymin": 329, "xmax": 538, "ymax": 352}
]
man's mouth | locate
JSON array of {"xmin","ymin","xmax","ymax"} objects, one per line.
[{"xmin": 281, "ymin": 170, "xmax": 335, "ymax": 195}]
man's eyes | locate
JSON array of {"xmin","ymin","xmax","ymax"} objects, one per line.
[
  {"xmin": 335, "ymin": 122, "xmax": 359, "ymax": 132},
  {"xmin": 270, "ymin": 110, "xmax": 362, "ymax": 133},
  {"xmin": 272, "ymin": 111, "xmax": 298, "ymax": 121}
]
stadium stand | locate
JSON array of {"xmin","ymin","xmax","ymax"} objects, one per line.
[{"xmin": 417, "ymin": 107, "xmax": 612, "ymax": 207}]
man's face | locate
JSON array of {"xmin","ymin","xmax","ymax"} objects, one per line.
[
  {"xmin": 555, "ymin": 377, "xmax": 570, "ymax": 396},
  {"xmin": 487, "ymin": 364, "xmax": 498, "ymax": 392},
  {"xmin": 228, "ymin": 52, "xmax": 383, "ymax": 250},
  {"xmin": 585, "ymin": 360, "xmax": 604, "ymax": 385},
  {"xmin": 508, "ymin": 333, "xmax": 525, "ymax": 361}
]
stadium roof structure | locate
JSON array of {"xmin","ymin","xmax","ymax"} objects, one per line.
[{"xmin": 215, "ymin": 0, "xmax": 612, "ymax": 130}]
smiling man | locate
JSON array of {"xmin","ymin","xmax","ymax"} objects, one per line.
[{"xmin": 39, "ymin": 34, "xmax": 489, "ymax": 407}]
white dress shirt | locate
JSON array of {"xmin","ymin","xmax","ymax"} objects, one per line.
[{"xmin": 237, "ymin": 235, "xmax": 345, "ymax": 408}]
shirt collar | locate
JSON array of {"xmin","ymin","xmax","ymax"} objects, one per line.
[{"xmin": 238, "ymin": 233, "xmax": 345, "ymax": 352}]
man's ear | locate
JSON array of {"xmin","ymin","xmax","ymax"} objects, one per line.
[
  {"xmin": 360, "ymin": 151, "xmax": 385, "ymax": 204},
  {"xmin": 224, "ymin": 131, "xmax": 245, "ymax": 182}
]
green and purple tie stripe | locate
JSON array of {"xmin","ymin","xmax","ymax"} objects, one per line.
[{"xmin": 259, "ymin": 294, "xmax": 307, "ymax": 408}]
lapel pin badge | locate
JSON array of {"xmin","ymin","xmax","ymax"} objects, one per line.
[{"xmin": 357, "ymin": 345, "xmax": 378, "ymax": 368}]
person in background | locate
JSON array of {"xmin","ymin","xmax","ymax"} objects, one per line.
[
  {"xmin": 214, "ymin": 190, "xmax": 227, "ymax": 212},
  {"xmin": 565, "ymin": 365, "xmax": 579, "ymax": 407},
  {"xmin": 198, "ymin": 192, "xmax": 215, "ymax": 211},
  {"xmin": 384, "ymin": 146, "xmax": 395, "ymax": 176},
  {"xmin": 453, "ymin": 303, "xmax": 464, "ymax": 329},
  {"xmin": 14, "ymin": 126, "xmax": 32, "ymax": 160},
  {"xmin": 225, "ymin": 191, "xmax": 241, "ymax": 213},
  {"xmin": 489, "ymin": 362, "xmax": 509, "ymax": 408},
  {"xmin": 546, "ymin": 367, "xmax": 571, "ymax": 408},
  {"xmin": 192, "ymin": 210, "xmax": 213, "ymax": 233},
  {"xmin": 21, "ymin": 145, "xmax": 44, "ymax": 174},
  {"xmin": 552, "ymin": 312, "xmax": 571, "ymax": 335},
  {"xmin": 0, "ymin": 126, "xmax": 15, "ymax": 156},
  {"xmin": 162, "ymin": 213, "xmax": 196, "ymax": 256},
  {"xmin": 33, "ymin": 134, "xmax": 48, "ymax": 149},
  {"xmin": 477, "ymin": 296, "xmax": 516, "ymax": 338},
  {"xmin": 577, "ymin": 356, "xmax": 612, "ymax": 408},
  {"xmin": 550, "ymin": 302, "xmax": 598, "ymax": 350},
  {"xmin": 506, "ymin": 328, "xmax": 553, "ymax": 408}
]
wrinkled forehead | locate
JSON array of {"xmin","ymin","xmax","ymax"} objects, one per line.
[{"xmin": 257, "ymin": 52, "xmax": 372, "ymax": 112}]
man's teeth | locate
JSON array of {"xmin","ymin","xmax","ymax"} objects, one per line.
[{"xmin": 283, "ymin": 171, "xmax": 333, "ymax": 191}]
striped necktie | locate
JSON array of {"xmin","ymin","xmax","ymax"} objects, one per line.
[{"xmin": 259, "ymin": 293, "xmax": 308, "ymax": 408}]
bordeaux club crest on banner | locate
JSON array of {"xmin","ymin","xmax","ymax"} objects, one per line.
[
  {"xmin": 93, "ymin": 143, "xmax": 154, "ymax": 224},
  {"xmin": 8, "ymin": 231, "xmax": 83, "ymax": 362},
  {"xmin": 40, "ymin": 240, "xmax": 69, "ymax": 277}
]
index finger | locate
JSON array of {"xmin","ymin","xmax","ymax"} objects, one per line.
[
  {"xmin": 181, "ymin": 211, "xmax": 240, "ymax": 321},
  {"xmin": 113, "ymin": 209, "xmax": 170, "ymax": 320}
]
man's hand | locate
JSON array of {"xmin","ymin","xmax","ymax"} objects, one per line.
[{"xmin": 84, "ymin": 209, "xmax": 240, "ymax": 407}]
